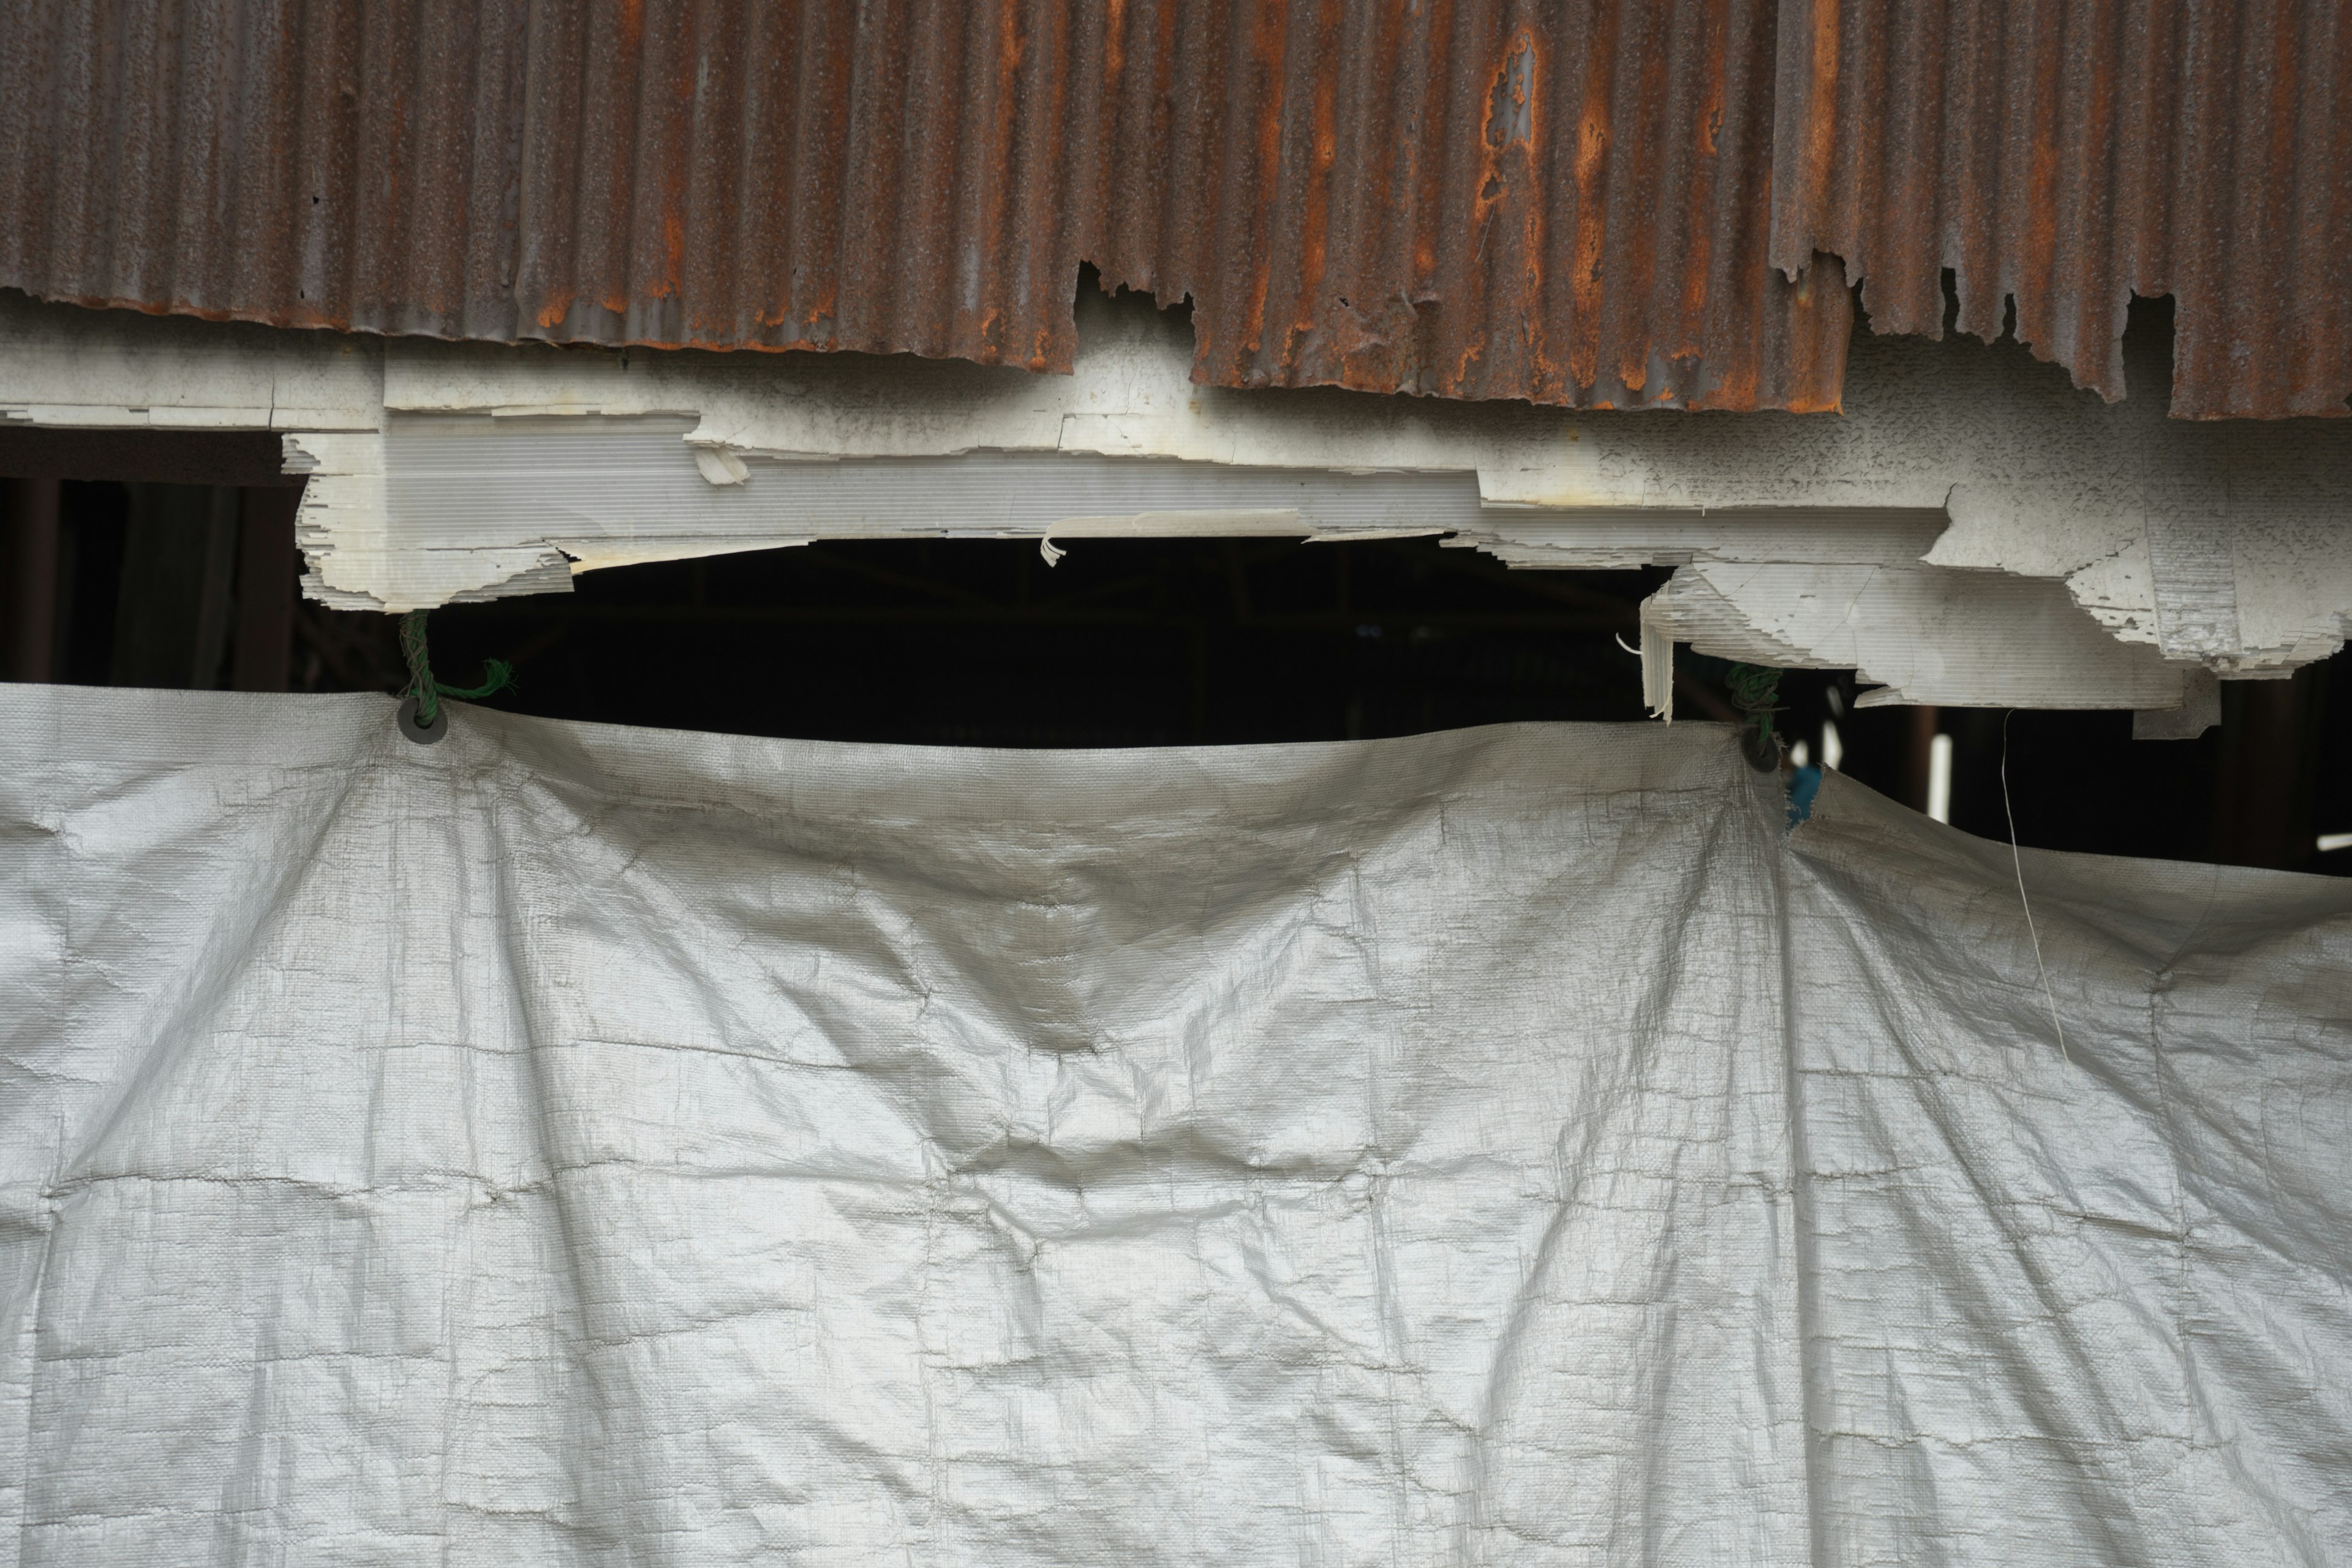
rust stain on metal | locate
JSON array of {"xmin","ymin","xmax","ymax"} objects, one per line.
[
  {"xmin": 4, "ymin": 0, "xmax": 1843, "ymax": 410},
  {"xmin": 1770, "ymin": 0, "xmax": 2352, "ymax": 418}
]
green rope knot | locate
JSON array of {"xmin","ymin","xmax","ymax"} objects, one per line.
[
  {"xmin": 399, "ymin": 609, "xmax": 515, "ymax": 728},
  {"xmin": 1725, "ymin": 663, "xmax": 1784, "ymax": 772}
]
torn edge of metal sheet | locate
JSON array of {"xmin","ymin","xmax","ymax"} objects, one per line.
[{"xmin": 4, "ymin": 287, "xmax": 2348, "ymax": 723}]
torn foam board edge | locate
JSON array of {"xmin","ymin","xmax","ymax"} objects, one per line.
[
  {"xmin": 1640, "ymin": 601, "xmax": 1675, "ymax": 720},
  {"xmin": 361, "ymin": 412, "xmax": 1485, "ymax": 608},
  {"xmin": 1558, "ymin": 508, "xmax": 2204, "ymax": 720},
  {"xmin": 1639, "ymin": 564, "xmax": 2193, "ymax": 710},
  {"xmin": 5, "ymin": 286, "xmax": 2350, "ymax": 718},
  {"xmin": 377, "ymin": 406, "xmax": 2207, "ymax": 718}
]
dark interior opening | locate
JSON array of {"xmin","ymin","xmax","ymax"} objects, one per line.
[
  {"xmin": 6, "ymin": 477, "xmax": 2350, "ymax": 876},
  {"xmin": 429, "ymin": 536, "xmax": 1668, "ymax": 747}
]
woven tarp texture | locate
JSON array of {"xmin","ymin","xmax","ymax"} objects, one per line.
[{"xmin": 2, "ymin": 684, "xmax": 2348, "ymax": 1567}]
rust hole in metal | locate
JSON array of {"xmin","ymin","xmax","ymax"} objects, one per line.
[{"xmin": 1486, "ymin": 36, "xmax": 1536, "ymax": 149}]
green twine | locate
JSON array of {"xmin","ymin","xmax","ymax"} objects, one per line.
[
  {"xmin": 1725, "ymin": 663, "xmax": 1784, "ymax": 771},
  {"xmin": 399, "ymin": 609, "xmax": 514, "ymax": 727}
]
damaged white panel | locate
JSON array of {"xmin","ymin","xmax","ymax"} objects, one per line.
[
  {"xmin": 1644, "ymin": 561, "xmax": 2193, "ymax": 709},
  {"xmin": 365, "ymin": 412, "xmax": 1491, "ymax": 608},
  {"xmin": 1469, "ymin": 507, "xmax": 1950, "ymax": 571},
  {"xmin": 362, "ymin": 303, "xmax": 2352, "ymax": 719},
  {"xmin": 1491, "ymin": 508, "xmax": 2203, "ymax": 714},
  {"xmin": 6, "ymin": 285, "xmax": 2350, "ymax": 717},
  {"xmin": 0, "ymin": 293, "xmax": 381, "ymax": 431}
]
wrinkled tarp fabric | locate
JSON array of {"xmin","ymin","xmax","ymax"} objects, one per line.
[{"xmin": 1, "ymin": 686, "xmax": 2348, "ymax": 1568}]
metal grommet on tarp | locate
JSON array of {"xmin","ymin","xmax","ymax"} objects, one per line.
[
  {"xmin": 394, "ymin": 608, "xmax": 514, "ymax": 745},
  {"xmin": 397, "ymin": 696, "xmax": 448, "ymax": 745}
]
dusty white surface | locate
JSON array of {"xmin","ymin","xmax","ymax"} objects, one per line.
[
  {"xmin": 4, "ymin": 288, "xmax": 2348, "ymax": 709},
  {"xmin": 1642, "ymin": 559, "xmax": 2191, "ymax": 709},
  {"xmin": 3, "ymin": 687, "xmax": 2350, "ymax": 1565}
]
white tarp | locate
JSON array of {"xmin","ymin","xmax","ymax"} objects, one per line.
[{"xmin": 2, "ymin": 684, "xmax": 2348, "ymax": 1567}]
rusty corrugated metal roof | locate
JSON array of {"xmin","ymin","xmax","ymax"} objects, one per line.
[
  {"xmin": 1769, "ymin": 0, "xmax": 2352, "ymax": 418},
  {"xmin": 0, "ymin": 0, "xmax": 1845, "ymax": 411},
  {"xmin": 3, "ymin": 2, "xmax": 2341, "ymax": 415}
]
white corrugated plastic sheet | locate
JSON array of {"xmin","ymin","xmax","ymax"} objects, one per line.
[{"xmin": 2, "ymin": 685, "xmax": 2350, "ymax": 1567}]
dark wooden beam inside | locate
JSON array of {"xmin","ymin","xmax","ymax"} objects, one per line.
[
  {"xmin": 4, "ymin": 477, "xmax": 62, "ymax": 682},
  {"xmin": 2210, "ymin": 668, "xmax": 2331, "ymax": 871}
]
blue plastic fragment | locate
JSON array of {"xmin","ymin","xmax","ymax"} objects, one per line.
[{"xmin": 1787, "ymin": 765, "xmax": 1822, "ymax": 827}]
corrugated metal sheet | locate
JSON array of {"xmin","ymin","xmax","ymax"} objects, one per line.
[
  {"xmin": 13, "ymin": 1, "xmax": 2340, "ymax": 418},
  {"xmin": 0, "ymin": 0, "xmax": 1847, "ymax": 411},
  {"xmin": 1770, "ymin": 0, "xmax": 2352, "ymax": 418}
]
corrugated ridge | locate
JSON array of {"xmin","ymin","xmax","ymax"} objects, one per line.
[
  {"xmin": 1770, "ymin": 0, "xmax": 2352, "ymax": 418},
  {"xmin": 0, "ymin": 0, "xmax": 1846, "ymax": 411}
]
